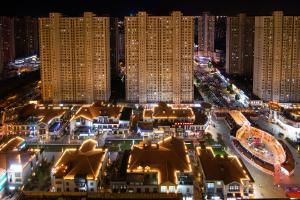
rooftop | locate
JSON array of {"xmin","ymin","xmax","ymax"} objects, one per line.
[
  {"xmin": 120, "ymin": 107, "xmax": 132, "ymax": 121},
  {"xmin": 192, "ymin": 107, "xmax": 208, "ymax": 125},
  {"xmin": 201, "ymin": 102, "xmax": 212, "ymax": 110},
  {"xmin": 0, "ymin": 137, "xmax": 37, "ymax": 171},
  {"xmin": 137, "ymin": 121, "xmax": 154, "ymax": 131},
  {"xmin": 0, "ymin": 136, "xmax": 25, "ymax": 152},
  {"xmin": 282, "ymin": 109, "xmax": 300, "ymax": 122},
  {"xmin": 127, "ymin": 136, "xmax": 191, "ymax": 184},
  {"xmin": 53, "ymin": 139, "xmax": 106, "ymax": 180},
  {"xmin": 74, "ymin": 102, "xmax": 123, "ymax": 121},
  {"xmin": 197, "ymin": 146, "xmax": 253, "ymax": 185},
  {"xmin": 143, "ymin": 103, "xmax": 194, "ymax": 119},
  {"xmin": 4, "ymin": 104, "xmax": 67, "ymax": 125}
]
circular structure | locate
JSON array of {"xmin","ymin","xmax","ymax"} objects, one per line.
[{"xmin": 236, "ymin": 126, "xmax": 286, "ymax": 166}]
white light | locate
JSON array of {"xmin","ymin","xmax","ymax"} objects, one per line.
[
  {"xmin": 9, "ymin": 185, "xmax": 15, "ymax": 190},
  {"xmin": 10, "ymin": 164, "xmax": 22, "ymax": 172}
]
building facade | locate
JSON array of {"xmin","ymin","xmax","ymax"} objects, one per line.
[
  {"xmin": 226, "ymin": 14, "xmax": 254, "ymax": 78},
  {"xmin": 0, "ymin": 16, "xmax": 15, "ymax": 74},
  {"xmin": 125, "ymin": 11, "xmax": 194, "ymax": 104},
  {"xmin": 0, "ymin": 137, "xmax": 42, "ymax": 193},
  {"xmin": 198, "ymin": 12, "xmax": 215, "ymax": 57},
  {"xmin": 51, "ymin": 139, "xmax": 107, "ymax": 192},
  {"xmin": 39, "ymin": 12, "xmax": 110, "ymax": 103},
  {"xmin": 253, "ymin": 11, "xmax": 300, "ymax": 102},
  {"xmin": 14, "ymin": 16, "xmax": 39, "ymax": 58},
  {"xmin": 197, "ymin": 147, "xmax": 254, "ymax": 199}
]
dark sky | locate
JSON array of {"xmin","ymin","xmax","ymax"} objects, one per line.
[{"xmin": 1, "ymin": 0, "xmax": 300, "ymax": 17}]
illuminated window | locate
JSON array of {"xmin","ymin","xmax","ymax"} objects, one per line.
[
  {"xmin": 207, "ymin": 182, "xmax": 214, "ymax": 189},
  {"xmin": 161, "ymin": 186, "xmax": 167, "ymax": 193}
]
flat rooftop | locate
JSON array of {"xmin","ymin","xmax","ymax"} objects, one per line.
[
  {"xmin": 53, "ymin": 139, "xmax": 106, "ymax": 180},
  {"xmin": 127, "ymin": 137, "xmax": 191, "ymax": 184},
  {"xmin": 74, "ymin": 102, "xmax": 122, "ymax": 120},
  {"xmin": 197, "ymin": 146, "xmax": 253, "ymax": 185},
  {"xmin": 143, "ymin": 102, "xmax": 194, "ymax": 119}
]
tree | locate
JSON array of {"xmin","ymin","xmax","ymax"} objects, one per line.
[{"xmin": 235, "ymin": 94, "xmax": 240, "ymax": 101}]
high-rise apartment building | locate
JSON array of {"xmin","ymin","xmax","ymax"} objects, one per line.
[
  {"xmin": 125, "ymin": 11, "xmax": 194, "ymax": 104},
  {"xmin": 14, "ymin": 16, "xmax": 39, "ymax": 58},
  {"xmin": 226, "ymin": 14, "xmax": 254, "ymax": 78},
  {"xmin": 198, "ymin": 12, "xmax": 215, "ymax": 57},
  {"xmin": 253, "ymin": 11, "xmax": 300, "ymax": 102},
  {"xmin": 39, "ymin": 12, "xmax": 110, "ymax": 103},
  {"xmin": 0, "ymin": 16, "xmax": 15, "ymax": 72}
]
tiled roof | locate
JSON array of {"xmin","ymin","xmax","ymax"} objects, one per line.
[
  {"xmin": 53, "ymin": 139, "xmax": 106, "ymax": 180},
  {"xmin": 128, "ymin": 137, "xmax": 191, "ymax": 184},
  {"xmin": 0, "ymin": 137, "xmax": 36, "ymax": 170},
  {"xmin": 4, "ymin": 104, "xmax": 66, "ymax": 124},
  {"xmin": 74, "ymin": 103, "xmax": 122, "ymax": 120},
  {"xmin": 197, "ymin": 147, "xmax": 253, "ymax": 185},
  {"xmin": 144, "ymin": 103, "xmax": 194, "ymax": 119}
]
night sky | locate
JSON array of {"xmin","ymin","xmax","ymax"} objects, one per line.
[{"xmin": 1, "ymin": 0, "xmax": 300, "ymax": 17}]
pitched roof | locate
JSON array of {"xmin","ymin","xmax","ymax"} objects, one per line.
[
  {"xmin": 144, "ymin": 102, "xmax": 194, "ymax": 119},
  {"xmin": 53, "ymin": 139, "xmax": 106, "ymax": 180},
  {"xmin": 120, "ymin": 107, "xmax": 132, "ymax": 121},
  {"xmin": 192, "ymin": 107, "xmax": 208, "ymax": 125},
  {"xmin": 197, "ymin": 147, "xmax": 253, "ymax": 185},
  {"xmin": 74, "ymin": 103, "xmax": 122, "ymax": 120},
  {"xmin": 4, "ymin": 104, "xmax": 66, "ymax": 124},
  {"xmin": 0, "ymin": 137, "xmax": 36, "ymax": 171},
  {"xmin": 128, "ymin": 137, "xmax": 191, "ymax": 184},
  {"xmin": 0, "ymin": 136, "xmax": 24, "ymax": 152}
]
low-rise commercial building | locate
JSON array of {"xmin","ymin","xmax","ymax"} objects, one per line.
[
  {"xmin": 139, "ymin": 103, "xmax": 209, "ymax": 138},
  {"xmin": 51, "ymin": 139, "xmax": 107, "ymax": 192},
  {"xmin": 196, "ymin": 146, "xmax": 254, "ymax": 200},
  {"xmin": 0, "ymin": 137, "xmax": 42, "ymax": 196},
  {"xmin": 3, "ymin": 103, "xmax": 68, "ymax": 138},
  {"xmin": 269, "ymin": 103, "xmax": 300, "ymax": 142},
  {"xmin": 125, "ymin": 137, "xmax": 193, "ymax": 198},
  {"xmin": 70, "ymin": 102, "xmax": 132, "ymax": 139}
]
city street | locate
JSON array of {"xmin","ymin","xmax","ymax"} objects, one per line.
[{"xmin": 207, "ymin": 116, "xmax": 295, "ymax": 198}]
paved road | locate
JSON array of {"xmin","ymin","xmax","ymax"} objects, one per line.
[{"xmin": 208, "ymin": 116, "xmax": 287, "ymax": 198}]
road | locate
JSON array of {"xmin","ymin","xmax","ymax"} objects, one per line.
[{"xmin": 207, "ymin": 115, "xmax": 287, "ymax": 198}]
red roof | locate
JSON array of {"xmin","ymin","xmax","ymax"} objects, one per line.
[{"xmin": 286, "ymin": 191, "xmax": 300, "ymax": 198}]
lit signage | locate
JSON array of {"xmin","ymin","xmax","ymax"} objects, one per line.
[{"xmin": 10, "ymin": 164, "xmax": 22, "ymax": 172}]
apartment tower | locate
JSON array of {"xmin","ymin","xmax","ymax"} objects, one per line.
[
  {"xmin": 39, "ymin": 12, "xmax": 110, "ymax": 103},
  {"xmin": 226, "ymin": 14, "xmax": 254, "ymax": 78},
  {"xmin": 0, "ymin": 16, "xmax": 15, "ymax": 74},
  {"xmin": 125, "ymin": 11, "xmax": 194, "ymax": 104},
  {"xmin": 15, "ymin": 16, "xmax": 39, "ymax": 58},
  {"xmin": 198, "ymin": 12, "xmax": 215, "ymax": 57},
  {"xmin": 253, "ymin": 11, "xmax": 300, "ymax": 102}
]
